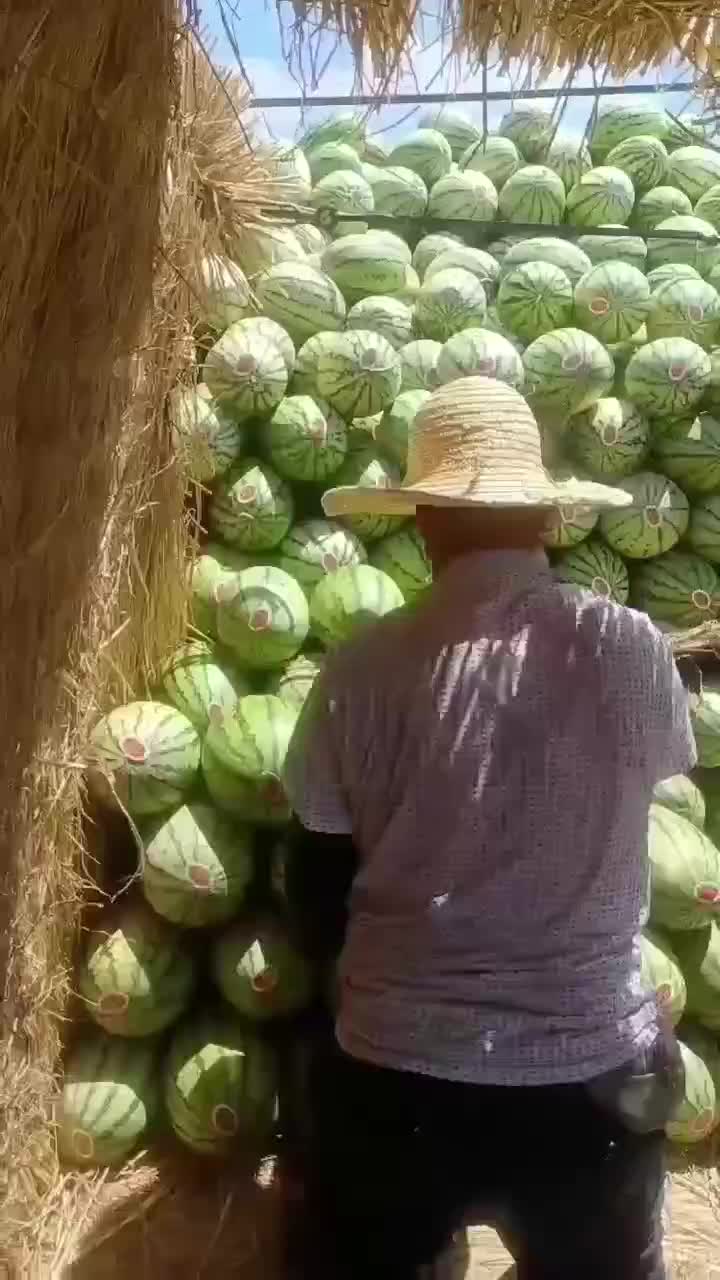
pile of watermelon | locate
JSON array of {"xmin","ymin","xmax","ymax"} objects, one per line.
[{"xmin": 61, "ymin": 100, "xmax": 720, "ymax": 1166}]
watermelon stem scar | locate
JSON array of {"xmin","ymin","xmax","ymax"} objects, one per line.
[
  {"xmin": 601, "ymin": 426, "xmax": 618, "ymax": 446},
  {"xmin": 121, "ymin": 737, "xmax": 147, "ymax": 764},
  {"xmin": 695, "ymin": 883, "xmax": 720, "ymax": 905},
  {"xmin": 249, "ymin": 608, "xmax": 272, "ymax": 632},
  {"xmin": 589, "ymin": 297, "xmax": 610, "ymax": 316},
  {"xmin": 591, "ymin": 575, "xmax": 611, "ymax": 597},
  {"xmin": 669, "ymin": 363, "xmax": 688, "ymax": 382},
  {"xmin": 72, "ymin": 1129, "xmax": 95, "ymax": 1161},
  {"xmin": 692, "ymin": 589, "xmax": 712, "ymax": 611},
  {"xmin": 98, "ymin": 992, "xmax": 130, "ymax": 1015},
  {"xmin": 250, "ymin": 966, "xmax": 279, "ymax": 995},
  {"xmin": 212, "ymin": 1103, "xmax": 239, "ymax": 1136},
  {"xmin": 189, "ymin": 863, "xmax": 213, "ymax": 892},
  {"xmin": 645, "ymin": 506, "xmax": 661, "ymax": 527}
]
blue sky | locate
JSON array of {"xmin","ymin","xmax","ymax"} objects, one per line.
[{"xmin": 201, "ymin": 1, "xmax": 701, "ymax": 145}]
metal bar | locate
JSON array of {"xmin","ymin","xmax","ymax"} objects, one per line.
[{"xmin": 251, "ymin": 82, "xmax": 696, "ymax": 110}]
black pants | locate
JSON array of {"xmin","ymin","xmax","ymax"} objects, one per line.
[{"xmin": 286, "ymin": 1030, "xmax": 683, "ymax": 1280}]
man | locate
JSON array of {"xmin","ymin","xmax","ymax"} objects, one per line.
[{"xmin": 282, "ymin": 376, "xmax": 693, "ymax": 1280}]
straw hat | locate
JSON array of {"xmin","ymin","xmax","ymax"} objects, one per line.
[{"xmin": 322, "ymin": 375, "xmax": 632, "ymax": 518}]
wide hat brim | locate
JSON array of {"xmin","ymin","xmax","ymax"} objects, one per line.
[{"xmin": 322, "ymin": 473, "xmax": 633, "ymax": 519}]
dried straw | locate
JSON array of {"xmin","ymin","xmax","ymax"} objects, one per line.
[{"xmin": 0, "ymin": 20, "xmax": 301, "ymax": 1274}]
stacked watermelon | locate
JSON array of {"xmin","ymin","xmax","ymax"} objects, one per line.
[{"xmin": 69, "ymin": 101, "xmax": 720, "ymax": 1164}]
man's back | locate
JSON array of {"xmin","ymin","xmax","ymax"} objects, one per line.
[{"xmin": 285, "ymin": 547, "xmax": 695, "ymax": 1085}]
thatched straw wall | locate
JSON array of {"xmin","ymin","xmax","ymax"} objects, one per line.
[{"xmin": 0, "ymin": 13, "xmax": 294, "ymax": 1275}]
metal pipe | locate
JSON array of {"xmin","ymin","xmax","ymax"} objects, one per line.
[{"xmin": 251, "ymin": 82, "xmax": 696, "ymax": 110}]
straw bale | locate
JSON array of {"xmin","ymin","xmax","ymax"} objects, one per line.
[{"xmin": 282, "ymin": 0, "xmax": 720, "ymax": 80}]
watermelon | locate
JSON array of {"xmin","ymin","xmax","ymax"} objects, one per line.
[
  {"xmin": 414, "ymin": 269, "xmax": 487, "ymax": 342},
  {"xmin": 142, "ymin": 802, "xmax": 254, "ymax": 928},
  {"xmin": 599, "ymin": 471, "xmax": 688, "ymax": 559},
  {"xmin": 522, "ymin": 327, "xmax": 614, "ymax": 415},
  {"xmin": 162, "ymin": 640, "xmax": 251, "ymax": 734},
  {"xmin": 314, "ymin": 330, "xmax": 402, "ymax": 420},
  {"xmin": 267, "ymin": 395, "xmax": 347, "ymax": 483},
  {"xmin": 425, "ymin": 246, "xmax": 500, "ymax": 298},
  {"xmin": 79, "ymin": 900, "xmax": 194, "ymax": 1037},
  {"xmin": 631, "ymin": 550, "xmax": 720, "ymax": 627},
  {"xmin": 427, "ymin": 170, "xmax": 498, "ymax": 222},
  {"xmin": 326, "ymin": 443, "xmax": 404, "ymax": 543},
  {"xmin": 208, "ymin": 458, "xmax": 293, "ymax": 551},
  {"xmin": 497, "ymin": 261, "xmax": 571, "ymax": 343},
  {"xmin": 566, "ymin": 167, "xmax": 635, "ymax": 227},
  {"xmin": 498, "ymin": 165, "xmax": 566, "ymax": 225},
  {"xmin": 576, "ymin": 228, "xmax": 647, "ymax": 271},
  {"xmin": 486, "ymin": 235, "xmax": 527, "ymax": 263},
  {"xmin": 418, "ymin": 107, "xmax": 482, "ymax": 161},
  {"xmin": 231, "ymin": 224, "xmax": 306, "ymax": 280},
  {"xmin": 692, "ymin": 687, "xmax": 720, "ymax": 767},
  {"xmin": 590, "ymin": 104, "xmax": 669, "ymax": 160},
  {"xmin": 346, "ymin": 296, "xmax": 414, "ymax": 349},
  {"xmin": 544, "ymin": 137, "xmax": 593, "ymax": 191},
  {"xmin": 653, "ymin": 775, "xmax": 706, "ymax": 828},
  {"xmin": 647, "ymin": 278, "xmax": 720, "ymax": 349},
  {"xmin": 310, "ymin": 564, "xmax": 404, "ymax": 647},
  {"xmin": 375, "ymin": 389, "xmax": 431, "ymax": 468},
  {"xmin": 654, "ymin": 412, "xmax": 720, "ymax": 493},
  {"xmin": 88, "ymin": 702, "xmax": 201, "ymax": 818},
  {"xmin": 694, "ymin": 183, "xmax": 720, "ymax": 232},
  {"xmin": 500, "ymin": 238, "xmax": 592, "ymax": 286},
  {"xmin": 266, "ymin": 652, "xmax": 323, "ymax": 710},
  {"xmin": 667, "ymin": 146, "xmax": 720, "ymax": 202},
  {"xmin": 436, "ymin": 328, "xmax": 524, "ymax": 391},
  {"xmin": 216, "ymin": 565, "xmax": 309, "ymax": 670},
  {"xmin": 647, "ymin": 263, "xmax": 702, "ymax": 291},
  {"xmin": 321, "ymin": 232, "xmax": 411, "ymax": 300},
  {"xmin": 202, "ymin": 326, "xmax": 288, "ymax": 418},
  {"xmin": 542, "ymin": 499, "xmax": 598, "ymax": 549},
  {"xmin": 570, "ymin": 397, "xmax": 649, "ymax": 479},
  {"xmin": 624, "ymin": 338, "xmax": 711, "ymax": 417},
  {"xmin": 370, "ymin": 525, "xmax": 431, "ymax": 601},
  {"xmin": 667, "ymin": 1034, "xmax": 720, "ymax": 1143},
  {"xmin": 367, "ymin": 166, "xmax": 428, "ymax": 218},
  {"xmin": 292, "ymin": 223, "xmax": 329, "ymax": 256},
  {"xmin": 671, "ymin": 924, "xmax": 720, "ymax": 1030},
  {"xmin": 461, "ymin": 135, "xmax": 520, "ymax": 188},
  {"xmin": 498, "ymin": 106, "xmax": 553, "ymax": 161},
  {"xmin": 574, "ymin": 262, "xmax": 650, "ymax": 345},
  {"xmin": 647, "ymin": 215, "xmax": 720, "ymax": 278},
  {"xmin": 300, "ymin": 112, "xmax": 366, "ymax": 153},
  {"xmin": 203, "ymin": 694, "xmax": 297, "ymax": 824},
  {"xmin": 648, "ymin": 802, "xmax": 720, "ymax": 931},
  {"xmin": 412, "ymin": 233, "xmax": 463, "ymax": 278},
  {"xmin": 605, "ymin": 135, "xmax": 668, "ymax": 192},
  {"xmin": 212, "ymin": 915, "xmax": 313, "ymax": 1020},
  {"xmin": 164, "ymin": 1013, "xmax": 277, "ymax": 1155},
  {"xmin": 387, "ymin": 129, "xmax": 452, "ymax": 185},
  {"xmin": 169, "ymin": 386, "xmax": 244, "ymax": 484},
  {"xmin": 276, "ymin": 518, "xmax": 366, "ymax": 592},
  {"xmin": 189, "ymin": 543, "xmax": 252, "ymax": 641},
  {"xmin": 199, "ymin": 255, "xmax": 251, "ymax": 330},
  {"xmin": 309, "ymin": 169, "xmax": 373, "ymax": 219},
  {"xmin": 552, "ymin": 536, "xmax": 629, "ymax": 603},
  {"xmin": 665, "ymin": 115, "xmax": 711, "ymax": 152},
  {"xmin": 256, "ymin": 262, "xmax": 346, "ymax": 346},
  {"xmin": 640, "ymin": 927, "xmax": 687, "ymax": 1026},
  {"xmin": 57, "ymin": 1033, "xmax": 158, "ymax": 1167},
  {"xmin": 227, "ymin": 316, "xmax": 295, "ymax": 374},
  {"xmin": 398, "ymin": 340, "xmax": 442, "ymax": 392},
  {"xmin": 290, "ymin": 333, "xmax": 329, "ymax": 396},
  {"xmin": 688, "ymin": 494, "xmax": 720, "ymax": 563},
  {"xmin": 267, "ymin": 138, "xmax": 313, "ymax": 202},
  {"xmin": 633, "ymin": 185, "xmax": 694, "ymax": 235},
  {"xmin": 306, "ymin": 141, "xmax": 362, "ymax": 183}
]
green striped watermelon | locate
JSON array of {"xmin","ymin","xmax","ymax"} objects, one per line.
[
  {"xmin": 346, "ymin": 296, "xmax": 414, "ymax": 349},
  {"xmin": 388, "ymin": 129, "xmax": 452, "ymax": 185},
  {"xmin": 671, "ymin": 925, "xmax": 720, "ymax": 1031},
  {"xmin": 576, "ymin": 228, "xmax": 648, "ymax": 270},
  {"xmin": 375, "ymin": 389, "xmax": 431, "ymax": 468},
  {"xmin": 227, "ymin": 316, "xmax": 295, "ymax": 373},
  {"xmin": 566, "ymin": 166, "xmax": 635, "ymax": 227},
  {"xmin": 692, "ymin": 688, "xmax": 720, "ymax": 766},
  {"xmin": 306, "ymin": 141, "xmax": 362, "ymax": 183},
  {"xmin": 499, "ymin": 106, "xmax": 553, "ymax": 162},
  {"xmin": 542, "ymin": 498, "xmax": 598, "ymax": 549},
  {"xmin": 414, "ymin": 269, "xmax": 487, "ymax": 342},
  {"xmin": 647, "ymin": 278, "xmax": 720, "ymax": 348},
  {"xmin": 326, "ymin": 445, "xmax": 404, "ymax": 542},
  {"xmin": 624, "ymin": 338, "xmax": 711, "ymax": 417},
  {"xmin": 600, "ymin": 471, "xmax": 688, "ymax": 559},
  {"xmin": 412, "ymin": 233, "xmax": 463, "ymax": 278},
  {"xmin": 276, "ymin": 518, "xmax": 366, "ymax": 592},
  {"xmin": 497, "ymin": 261, "xmax": 572, "ymax": 342},
  {"xmin": 208, "ymin": 458, "xmax": 294, "ymax": 551},
  {"xmin": 266, "ymin": 652, "xmax": 323, "ymax": 710},
  {"xmin": 79, "ymin": 900, "xmax": 195, "ymax": 1037},
  {"xmin": 203, "ymin": 693, "xmax": 297, "ymax": 824},
  {"xmin": 211, "ymin": 915, "xmax": 314, "ymax": 1020},
  {"xmin": 501, "ymin": 237, "xmax": 592, "ymax": 285},
  {"xmin": 398, "ymin": 339, "xmax": 443, "ymax": 392},
  {"xmin": 290, "ymin": 333, "xmax": 328, "ymax": 396},
  {"xmin": 688, "ymin": 494, "xmax": 720, "ymax": 563},
  {"xmin": 425, "ymin": 246, "xmax": 501, "ymax": 299},
  {"xmin": 300, "ymin": 112, "xmax": 366, "ymax": 152},
  {"xmin": 667, "ymin": 146, "xmax": 720, "ymax": 201},
  {"xmin": 522, "ymin": 327, "xmax": 615, "ymax": 415},
  {"xmin": 653, "ymin": 774, "xmax": 706, "ymax": 827},
  {"xmin": 544, "ymin": 137, "xmax": 593, "ymax": 191},
  {"xmin": 142, "ymin": 802, "xmax": 254, "ymax": 927},
  {"xmin": 570, "ymin": 397, "xmax": 649, "ymax": 479},
  {"xmin": 267, "ymin": 395, "xmax": 347, "ymax": 483},
  {"xmin": 370, "ymin": 525, "xmax": 431, "ymax": 601},
  {"xmin": 88, "ymin": 701, "xmax": 201, "ymax": 818},
  {"xmin": 654, "ymin": 412, "xmax": 720, "ymax": 493},
  {"xmin": 310, "ymin": 564, "xmax": 404, "ymax": 647},
  {"xmin": 695, "ymin": 183, "xmax": 720, "ymax": 231},
  {"xmin": 640, "ymin": 927, "xmax": 686, "ymax": 1026},
  {"xmin": 231, "ymin": 224, "xmax": 306, "ymax": 280},
  {"xmin": 648, "ymin": 802, "xmax": 720, "ymax": 931},
  {"xmin": 58, "ymin": 1033, "xmax": 159, "ymax": 1167},
  {"xmin": 164, "ymin": 1013, "xmax": 277, "ymax": 1155},
  {"xmin": 309, "ymin": 169, "xmax": 374, "ymax": 222},
  {"xmin": 216, "ymin": 565, "xmax": 309, "ymax": 670},
  {"xmin": 293, "ymin": 223, "xmax": 329, "ymax": 255},
  {"xmin": 605, "ymin": 135, "xmax": 668, "ymax": 191},
  {"xmin": 667, "ymin": 1035, "xmax": 719, "ymax": 1143},
  {"xmin": 162, "ymin": 640, "xmax": 251, "ymax": 733},
  {"xmin": 590, "ymin": 105, "xmax": 669, "ymax": 161},
  {"xmin": 199, "ymin": 254, "xmax": 252, "ymax": 330},
  {"xmin": 321, "ymin": 232, "xmax": 410, "ymax": 300},
  {"xmin": 552, "ymin": 536, "xmax": 629, "ymax": 603},
  {"xmin": 631, "ymin": 550, "xmax": 719, "ymax": 627},
  {"xmin": 436, "ymin": 328, "xmax": 524, "ymax": 390},
  {"xmin": 202, "ymin": 327, "xmax": 288, "ymax": 419},
  {"xmin": 367, "ymin": 165, "xmax": 428, "ymax": 218},
  {"xmin": 315, "ymin": 331, "xmax": 401, "ymax": 420},
  {"xmin": 427, "ymin": 170, "xmax": 498, "ymax": 222},
  {"xmin": 190, "ymin": 543, "xmax": 251, "ymax": 640},
  {"xmin": 498, "ymin": 165, "xmax": 566, "ymax": 225},
  {"xmin": 574, "ymin": 262, "xmax": 651, "ymax": 344},
  {"xmin": 647, "ymin": 263, "xmax": 702, "ymax": 292},
  {"xmin": 633, "ymin": 185, "xmax": 694, "ymax": 234},
  {"xmin": 169, "ymin": 387, "xmax": 244, "ymax": 484},
  {"xmin": 460, "ymin": 135, "xmax": 520, "ymax": 188},
  {"xmin": 256, "ymin": 262, "xmax": 346, "ymax": 346},
  {"xmin": 419, "ymin": 107, "xmax": 482, "ymax": 161},
  {"xmin": 647, "ymin": 215, "xmax": 720, "ymax": 277}
]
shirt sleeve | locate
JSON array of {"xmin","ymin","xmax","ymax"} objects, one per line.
[
  {"xmin": 645, "ymin": 625, "xmax": 697, "ymax": 784},
  {"xmin": 282, "ymin": 669, "xmax": 353, "ymax": 834}
]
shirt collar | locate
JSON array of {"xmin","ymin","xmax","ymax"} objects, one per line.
[{"xmin": 433, "ymin": 547, "xmax": 551, "ymax": 601}]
